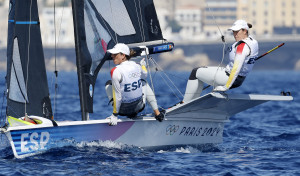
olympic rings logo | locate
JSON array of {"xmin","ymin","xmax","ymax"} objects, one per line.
[
  {"xmin": 166, "ymin": 125, "xmax": 180, "ymax": 136},
  {"xmin": 128, "ymin": 72, "xmax": 141, "ymax": 78}
]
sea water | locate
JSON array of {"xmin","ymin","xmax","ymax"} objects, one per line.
[{"xmin": 0, "ymin": 71, "xmax": 299, "ymax": 175}]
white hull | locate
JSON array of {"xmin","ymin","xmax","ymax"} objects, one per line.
[
  {"xmin": 2, "ymin": 117, "xmax": 226, "ymax": 158},
  {"xmin": 1, "ymin": 92, "xmax": 293, "ymax": 158}
]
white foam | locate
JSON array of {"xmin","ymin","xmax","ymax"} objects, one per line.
[
  {"xmin": 175, "ymin": 146, "xmax": 199, "ymax": 153},
  {"xmin": 76, "ymin": 140, "xmax": 125, "ymax": 149},
  {"xmin": 157, "ymin": 146, "xmax": 200, "ymax": 154}
]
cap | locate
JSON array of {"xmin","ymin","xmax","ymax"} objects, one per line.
[
  {"xmin": 228, "ymin": 20, "xmax": 249, "ymax": 31},
  {"xmin": 107, "ymin": 43, "xmax": 130, "ymax": 56}
]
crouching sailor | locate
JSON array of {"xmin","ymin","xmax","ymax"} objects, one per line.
[
  {"xmin": 105, "ymin": 43, "xmax": 165, "ymax": 126},
  {"xmin": 183, "ymin": 19, "xmax": 259, "ymax": 102}
]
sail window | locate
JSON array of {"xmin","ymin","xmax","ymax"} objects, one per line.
[
  {"xmin": 9, "ymin": 38, "xmax": 29, "ymax": 103},
  {"xmin": 89, "ymin": 0, "xmax": 136, "ymax": 36},
  {"xmin": 84, "ymin": 0, "xmax": 112, "ymax": 74}
]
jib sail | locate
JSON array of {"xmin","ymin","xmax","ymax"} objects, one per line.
[
  {"xmin": 71, "ymin": 0, "xmax": 165, "ymax": 120},
  {"xmin": 6, "ymin": 0, "xmax": 53, "ymax": 119}
]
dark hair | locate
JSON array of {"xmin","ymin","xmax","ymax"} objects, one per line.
[
  {"xmin": 125, "ymin": 49, "xmax": 136, "ymax": 60},
  {"xmin": 247, "ymin": 23, "xmax": 252, "ymax": 29},
  {"xmin": 242, "ymin": 23, "xmax": 252, "ymax": 35}
]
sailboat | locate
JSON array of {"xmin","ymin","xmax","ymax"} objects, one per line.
[{"xmin": 0, "ymin": 0, "xmax": 293, "ymax": 158}]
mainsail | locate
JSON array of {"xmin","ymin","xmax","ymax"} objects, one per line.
[
  {"xmin": 6, "ymin": 0, "xmax": 53, "ymax": 119},
  {"xmin": 72, "ymin": 0, "xmax": 165, "ymax": 120}
]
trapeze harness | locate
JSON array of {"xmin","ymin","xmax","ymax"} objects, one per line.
[{"xmin": 225, "ymin": 36, "xmax": 258, "ymax": 89}]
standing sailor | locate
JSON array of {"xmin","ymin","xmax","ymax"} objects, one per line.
[
  {"xmin": 105, "ymin": 43, "xmax": 164, "ymax": 125},
  {"xmin": 183, "ymin": 20, "xmax": 259, "ymax": 102}
]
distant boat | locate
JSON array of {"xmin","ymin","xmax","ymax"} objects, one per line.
[{"xmin": 0, "ymin": 0, "xmax": 293, "ymax": 158}]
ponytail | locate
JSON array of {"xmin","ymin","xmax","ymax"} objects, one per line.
[
  {"xmin": 247, "ymin": 23, "xmax": 252, "ymax": 29},
  {"xmin": 125, "ymin": 49, "xmax": 136, "ymax": 60}
]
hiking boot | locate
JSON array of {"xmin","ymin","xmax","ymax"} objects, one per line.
[{"xmin": 155, "ymin": 110, "xmax": 165, "ymax": 122}]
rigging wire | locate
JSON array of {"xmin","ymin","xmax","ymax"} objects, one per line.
[
  {"xmin": 50, "ymin": 0, "xmax": 67, "ymax": 119},
  {"xmin": 132, "ymin": 1, "xmax": 157, "ymax": 108},
  {"xmin": 25, "ymin": 0, "xmax": 34, "ymax": 117},
  {"xmin": 145, "ymin": 55, "xmax": 156, "ymax": 96},
  {"xmin": 205, "ymin": 1, "xmax": 227, "ymax": 89},
  {"xmin": 149, "ymin": 58, "xmax": 184, "ymax": 99},
  {"xmin": 133, "ymin": 0, "xmax": 185, "ymax": 102},
  {"xmin": 53, "ymin": 0, "xmax": 58, "ymax": 119}
]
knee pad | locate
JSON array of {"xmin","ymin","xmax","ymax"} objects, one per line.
[
  {"xmin": 105, "ymin": 80, "xmax": 112, "ymax": 86},
  {"xmin": 189, "ymin": 67, "xmax": 199, "ymax": 80}
]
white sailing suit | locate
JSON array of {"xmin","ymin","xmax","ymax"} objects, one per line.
[
  {"xmin": 105, "ymin": 60, "xmax": 159, "ymax": 117},
  {"xmin": 183, "ymin": 36, "xmax": 258, "ymax": 102}
]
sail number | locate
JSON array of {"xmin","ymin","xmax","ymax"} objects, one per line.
[{"xmin": 20, "ymin": 132, "xmax": 50, "ymax": 152}]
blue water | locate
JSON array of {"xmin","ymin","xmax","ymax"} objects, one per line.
[{"xmin": 0, "ymin": 70, "xmax": 300, "ymax": 175}]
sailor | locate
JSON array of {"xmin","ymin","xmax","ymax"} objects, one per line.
[
  {"xmin": 183, "ymin": 19, "xmax": 259, "ymax": 102},
  {"xmin": 105, "ymin": 43, "xmax": 164, "ymax": 125}
]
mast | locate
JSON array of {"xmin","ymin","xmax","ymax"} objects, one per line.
[
  {"xmin": 69, "ymin": 0, "xmax": 168, "ymax": 121},
  {"xmin": 71, "ymin": 0, "xmax": 88, "ymax": 121}
]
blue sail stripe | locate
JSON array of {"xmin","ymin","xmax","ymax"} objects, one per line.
[{"xmin": 8, "ymin": 20, "xmax": 38, "ymax": 24}]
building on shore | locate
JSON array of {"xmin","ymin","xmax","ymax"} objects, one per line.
[
  {"xmin": 155, "ymin": 0, "xmax": 300, "ymax": 40},
  {"xmin": 1, "ymin": 0, "xmax": 300, "ymax": 47},
  {"xmin": 174, "ymin": 5, "xmax": 203, "ymax": 40},
  {"xmin": 39, "ymin": 6, "xmax": 74, "ymax": 47},
  {"xmin": 0, "ymin": 1, "xmax": 8, "ymax": 48},
  {"xmin": 202, "ymin": 0, "xmax": 237, "ymax": 39},
  {"xmin": 237, "ymin": 0, "xmax": 300, "ymax": 36}
]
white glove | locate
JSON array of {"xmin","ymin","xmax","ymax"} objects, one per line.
[
  {"xmin": 213, "ymin": 86, "xmax": 228, "ymax": 92},
  {"xmin": 140, "ymin": 58, "xmax": 146, "ymax": 67},
  {"xmin": 106, "ymin": 114, "xmax": 118, "ymax": 126}
]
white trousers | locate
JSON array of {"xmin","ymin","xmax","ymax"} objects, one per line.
[{"xmin": 183, "ymin": 67, "xmax": 229, "ymax": 102}]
